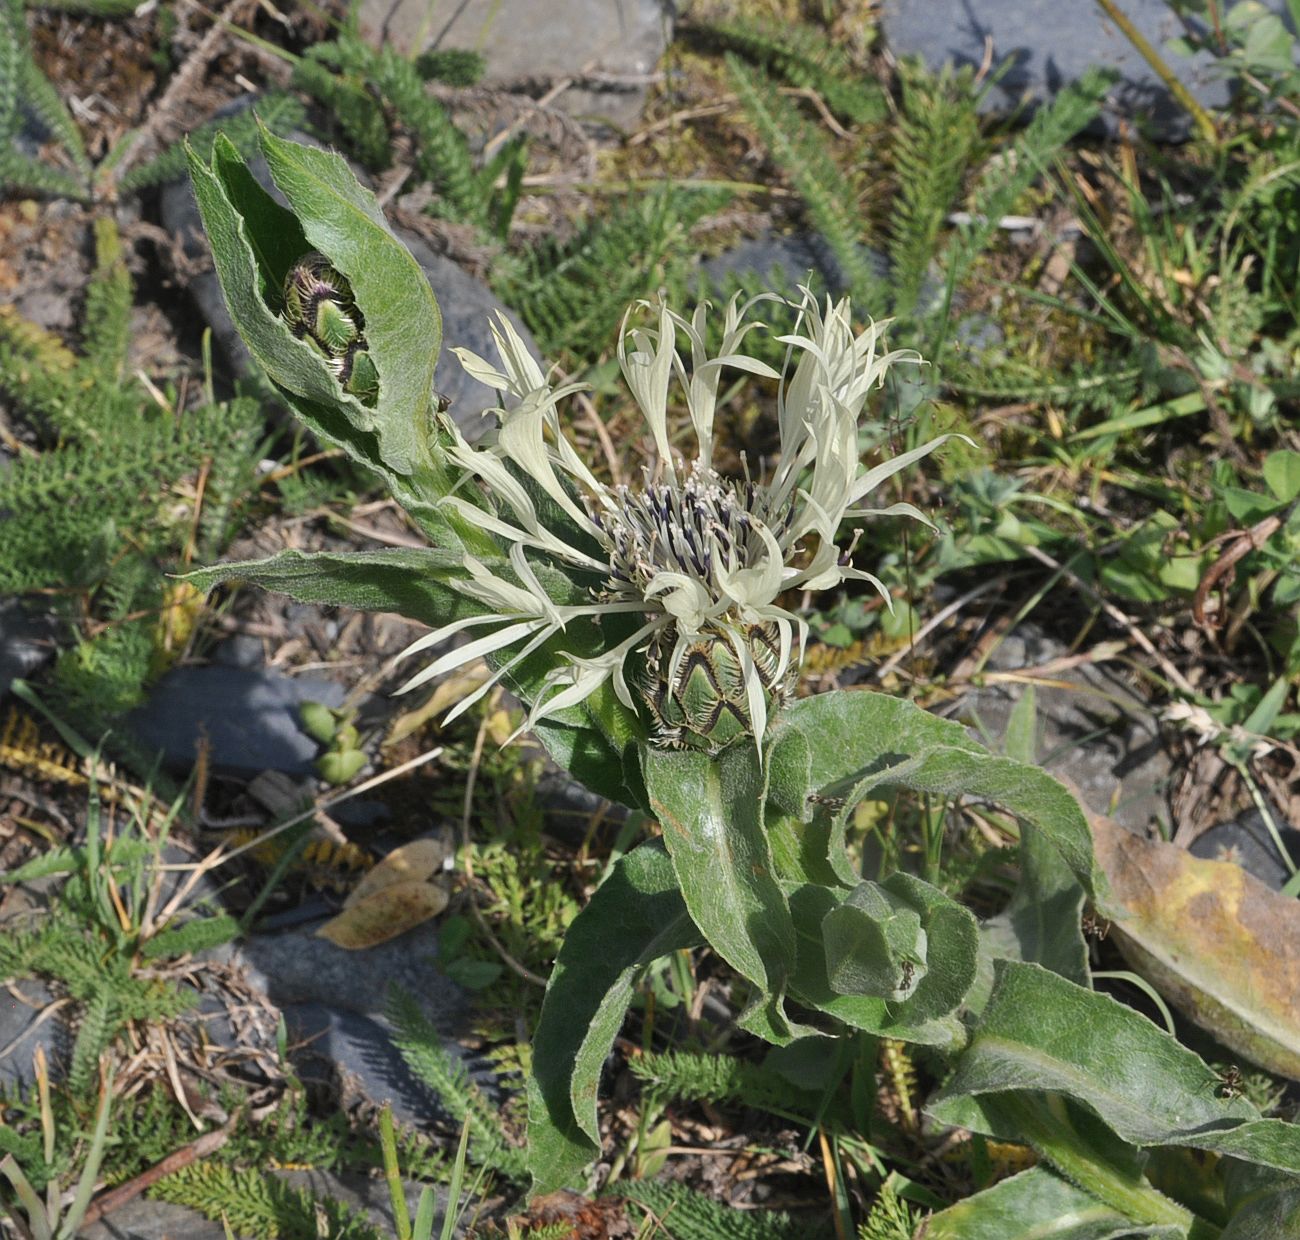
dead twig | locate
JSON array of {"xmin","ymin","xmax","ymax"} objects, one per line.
[
  {"xmin": 1021, "ymin": 544, "xmax": 1198, "ymax": 697},
  {"xmin": 79, "ymin": 1124, "xmax": 233, "ymax": 1227},
  {"xmin": 1192, "ymin": 509, "xmax": 1287, "ymax": 632}
]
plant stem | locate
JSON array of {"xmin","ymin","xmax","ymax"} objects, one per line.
[
  {"xmin": 1095, "ymin": 0, "xmax": 1218, "ymax": 142},
  {"xmin": 999, "ymin": 1093, "xmax": 1216, "ymax": 1235}
]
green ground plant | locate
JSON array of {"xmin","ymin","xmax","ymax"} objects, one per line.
[
  {"xmin": 0, "ymin": 217, "xmax": 264, "ymax": 733},
  {"xmin": 180, "ymin": 125, "xmax": 1300, "ymax": 1236}
]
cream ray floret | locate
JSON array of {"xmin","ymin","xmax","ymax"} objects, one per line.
[{"xmin": 397, "ymin": 288, "xmax": 958, "ymax": 747}]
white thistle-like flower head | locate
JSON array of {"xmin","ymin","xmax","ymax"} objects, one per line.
[{"xmin": 397, "ymin": 288, "xmax": 958, "ymax": 749}]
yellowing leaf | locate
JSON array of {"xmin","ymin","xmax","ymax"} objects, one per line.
[
  {"xmin": 344, "ymin": 834, "xmax": 452, "ymax": 908},
  {"xmin": 315, "ymin": 877, "xmax": 449, "ymax": 949},
  {"xmin": 1092, "ymin": 810, "xmax": 1300, "ymax": 1080}
]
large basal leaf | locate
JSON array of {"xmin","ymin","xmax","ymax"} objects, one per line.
[
  {"xmin": 981, "ymin": 687, "xmax": 1089, "ymax": 992},
  {"xmin": 644, "ymin": 743, "xmax": 798, "ymax": 1041},
  {"xmin": 923, "ymin": 1166, "xmax": 1185, "ymax": 1240},
  {"xmin": 772, "ymin": 691, "xmax": 1105, "ymax": 906},
  {"xmin": 187, "ymin": 132, "xmax": 458, "ymax": 541},
  {"xmin": 930, "ymin": 960, "xmax": 1300, "ymax": 1175},
  {"xmin": 1092, "ymin": 808, "xmax": 1300, "ymax": 1080},
  {"xmin": 527, "ymin": 841, "xmax": 701, "ymax": 1194},
  {"xmin": 1220, "ymin": 1186, "xmax": 1300, "ymax": 1239},
  {"xmin": 188, "ymin": 139, "xmax": 389, "ymax": 451}
]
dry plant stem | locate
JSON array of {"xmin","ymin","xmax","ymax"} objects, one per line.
[
  {"xmin": 151, "ymin": 745, "xmax": 445, "ymax": 913},
  {"xmin": 1094, "ymin": 0, "xmax": 1218, "ymax": 142},
  {"xmin": 572, "ymin": 386, "xmax": 626, "ymax": 488},
  {"xmin": 1022, "ymin": 544, "xmax": 1198, "ymax": 697},
  {"xmin": 871, "ymin": 578, "xmax": 1003, "ymax": 681},
  {"xmin": 629, "ymin": 86, "xmax": 852, "ymax": 147},
  {"xmin": 107, "ymin": 0, "xmax": 256, "ymax": 186},
  {"xmin": 78, "ymin": 1125, "xmax": 232, "ymax": 1228},
  {"xmin": 0, "ymin": 992, "xmax": 70, "ymax": 1065},
  {"xmin": 459, "ymin": 713, "xmax": 546, "ymax": 988},
  {"xmin": 1192, "ymin": 511, "xmax": 1287, "ymax": 630}
]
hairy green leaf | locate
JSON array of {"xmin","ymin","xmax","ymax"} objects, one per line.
[
  {"xmin": 257, "ymin": 128, "xmax": 441, "ymax": 470},
  {"xmin": 932, "ymin": 961, "xmax": 1300, "ymax": 1174},
  {"xmin": 981, "ymin": 685, "xmax": 1089, "ymax": 990},
  {"xmin": 644, "ymin": 743, "xmax": 798, "ymax": 1041},
  {"xmin": 924, "ymin": 1166, "xmax": 1184, "ymax": 1239},
  {"xmin": 528, "ymin": 842, "xmax": 700, "ymax": 1193}
]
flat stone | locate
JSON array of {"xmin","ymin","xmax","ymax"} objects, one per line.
[
  {"xmin": 81, "ymin": 1198, "xmax": 230, "ymax": 1240},
  {"xmin": 160, "ymin": 121, "xmax": 540, "ymax": 439},
  {"xmin": 280, "ymin": 1002, "xmax": 447, "ymax": 1128},
  {"xmin": 701, "ymin": 233, "xmax": 888, "ymax": 299},
  {"xmin": 0, "ymin": 597, "xmax": 59, "ymax": 701},
  {"xmin": 358, "ymin": 0, "xmax": 672, "ymax": 128},
  {"xmin": 535, "ymin": 765, "xmax": 629, "ymax": 846},
  {"xmin": 880, "ymin": 0, "xmax": 1295, "ymax": 140},
  {"xmin": 1190, "ymin": 808, "xmax": 1300, "ymax": 891},
  {"xmin": 232, "ymin": 916, "xmax": 473, "ymax": 1128},
  {"xmin": 126, "ymin": 663, "xmax": 345, "ymax": 777},
  {"xmin": 0, "ymin": 979, "xmax": 62, "ymax": 1092},
  {"xmin": 231, "ymin": 916, "xmax": 459, "ymax": 1022},
  {"xmin": 276, "ymin": 1169, "xmax": 444, "ymax": 1235},
  {"xmin": 953, "ymin": 626, "xmax": 1173, "ymax": 834}
]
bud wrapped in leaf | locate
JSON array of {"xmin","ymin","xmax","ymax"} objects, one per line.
[
  {"xmin": 642, "ymin": 622, "xmax": 795, "ymax": 754},
  {"xmin": 282, "ymin": 253, "xmax": 379, "ymax": 405}
]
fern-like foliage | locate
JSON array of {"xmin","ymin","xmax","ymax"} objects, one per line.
[
  {"xmin": 415, "ymin": 47, "xmax": 485, "ymax": 87},
  {"xmin": 617, "ymin": 1180, "xmax": 818, "ymax": 1240},
  {"xmin": 727, "ymin": 55, "xmax": 885, "ymax": 308},
  {"xmin": 0, "ymin": 0, "xmax": 90, "ymax": 199},
  {"xmin": 497, "ymin": 185, "xmax": 729, "ymax": 358},
  {"xmin": 81, "ymin": 216, "xmax": 132, "ymax": 375},
  {"xmin": 857, "ymin": 1181, "xmax": 920, "ymax": 1240},
  {"xmin": 691, "ymin": 16, "xmax": 885, "ymax": 126},
  {"xmin": 943, "ymin": 67, "xmax": 1113, "ymax": 307},
  {"xmin": 19, "ymin": 40, "xmax": 89, "ymax": 177},
  {"xmin": 150, "ymin": 1163, "xmax": 384, "ymax": 1240},
  {"xmin": 629, "ymin": 1049, "xmax": 817, "ymax": 1117},
  {"xmin": 387, "ymin": 987, "xmax": 528, "ymax": 1181},
  {"xmin": 67, "ymin": 988, "xmax": 116, "ymax": 1096},
  {"xmin": 0, "ymin": 218, "xmax": 263, "ymax": 734},
  {"xmin": 300, "ymin": 31, "xmax": 519, "ymax": 232},
  {"xmin": 888, "ymin": 61, "xmax": 983, "ymax": 318},
  {"xmin": 117, "ymin": 92, "xmax": 307, "ymax": 193},
  {"xmin": 1, "ymin": 904, "xmax": 196, "ymax": 1105},
  {"xmin": 292, "ymin": 53, "xmax": 392, "ymax": 170}
]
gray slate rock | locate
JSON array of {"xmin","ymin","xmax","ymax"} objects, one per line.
[
  {"xmin": 1190, "ymin": 807, "xmax": 1300, "ymax": 890},
  {"xmin": 0, "ymin": 979, "xmax": 62, "ymax": 1092},
  {"xmin": 160, "ymin": 127, "xmax": 539, "ymax": 439},
  {"xmin": 281, "ymin": 1002, "xmax": 449, "ymax": 1128},
  {"xmin": 232, "ymin": 916, "xmax": 458, "ymax": 1022},
  {"xmin": 126, "ymin": 664, "xmax": 345, "ymax": 776},
  {"xmin": 81, "ymin": 1198, "xmax": 230, "ymax": 1240},
  {"xmin": 232, "ymin": 916, "xmax": 471, "ymax": 1127},
  {"xmin": 701, "ymin": 232, "xmax": 888, "ymax": 298},
  {"xmin": 358, "ymin": 0, "xmax": 673, "ymax": 128},
  {"xmin": 0, "ymin": 597, "xmax": 58, "ymax": 701},
  {"xmin": 880, "ymin": 0, "xmax": 1294, "ymax": 140},
  {"xmin": 954, "ymin": 626, "xmax": 1172, "ymax": 834}
]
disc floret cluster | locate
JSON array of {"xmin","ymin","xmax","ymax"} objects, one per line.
[{"xmin": 398, "ymin": 289, "xmax": 955, "ymax": 749}]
